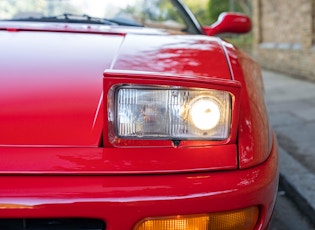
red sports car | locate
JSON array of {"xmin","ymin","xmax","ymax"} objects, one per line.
[{"xmin": 0, "ymin": 0, "xmax": 278, "ymax": 229}]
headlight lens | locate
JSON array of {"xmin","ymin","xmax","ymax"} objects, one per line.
[{"xmin": 115, "ymin": 86, "xmax": 231, "ymax": 140}]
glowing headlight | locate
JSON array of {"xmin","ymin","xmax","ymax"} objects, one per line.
[
  {"xmin": 189, "ymin": 97, "xmax": 221, "ymax": 131},
  {"xmin": 115, "ymin": 86, "xmax": 231, "ymax": 140}
]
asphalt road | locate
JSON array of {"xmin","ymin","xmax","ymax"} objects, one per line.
[{"xmin": 270, "ymin": 184, "xmax": 315, "ymax": 230}]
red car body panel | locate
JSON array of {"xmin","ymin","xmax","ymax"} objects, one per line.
[
  {"xmin": 0, "ymin": 139, "xmax": 278, "ymax": 230},
  {"xmin": 0, "ymin": 145, "xmax": 237, "ymax": 174},
  {"xmin": 112, "ymin": 34, "xmax": 232, "ymax": 79},
  {"xmin": 0, "ymin": 26, "xmax": 125, "ymax": 146},
  {"xmin": 0, "ymin": 18, "xmax": 278, "ymax": 230},
  {"xmin": 224, "ymin": 43, "xmax": 272, "ymax": 168}
]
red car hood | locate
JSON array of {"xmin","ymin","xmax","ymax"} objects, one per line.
[{"xmin": 0, "ymin": 23, "xmax": 231, "ymax": 146}]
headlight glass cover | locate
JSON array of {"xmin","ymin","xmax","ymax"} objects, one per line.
[{"xmin": 115, "ymin": 86, "xmax": 231, "ymax": 140}]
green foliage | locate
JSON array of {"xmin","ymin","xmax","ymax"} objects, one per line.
[
  {"xmin": 184, "ymin": 0, "xmax": 211, "ymax": 25},
  {"xmin": 225, "ymin": 33, "xmax": 253, "ymax": 49},
  {"xmin": 149, "ymin": 0, "xmax": 182, "ymax": 22},
  {"xmin": 208, "ymin": 0, "xmax": 229, "ymax": 24}
]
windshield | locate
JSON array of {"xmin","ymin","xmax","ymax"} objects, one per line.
[{"xmin": 0, "ymin": 0, "xmax": 198, "ymax": 33}]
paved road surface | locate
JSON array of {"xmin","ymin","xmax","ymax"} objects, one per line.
[{"xmin": 270, "ymin": 185, "xmax": 314, "ymax": 230}]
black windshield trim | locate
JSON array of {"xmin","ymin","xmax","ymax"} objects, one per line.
[{"xmin": 7, "ymin": 13, "xmax": 143, "ymax": 27}]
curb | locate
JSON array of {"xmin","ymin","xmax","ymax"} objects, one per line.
[{"xmin": 278, "ymin": 146, "xmax": 315, "ymax": 227}]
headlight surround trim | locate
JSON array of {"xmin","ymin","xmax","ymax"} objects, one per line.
[{"xmin": 104, "ymin": 70, "xmax": 241, "ymax": 148}]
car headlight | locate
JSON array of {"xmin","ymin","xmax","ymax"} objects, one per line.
[{"xmin": 115, "ymin": 86, "xmax": 231, "ymax": 140}]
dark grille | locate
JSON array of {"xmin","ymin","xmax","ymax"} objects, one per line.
[{"xmin": 0, "ymin": 218, "xmax": 105, "ymax": 230}]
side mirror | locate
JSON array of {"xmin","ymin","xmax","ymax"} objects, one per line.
[{"xmin": 202, "ymin": 12, "xmax": 252, "ymax": 36}]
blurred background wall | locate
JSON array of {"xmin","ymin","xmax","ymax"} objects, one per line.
[{"xmin": 252, "ymin": 0, "xmax": 315, "ymax": 81}]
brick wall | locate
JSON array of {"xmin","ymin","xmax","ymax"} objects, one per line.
[{"xmin": 252, "ymin": 0, "xmax": 315, "ymax": 81}]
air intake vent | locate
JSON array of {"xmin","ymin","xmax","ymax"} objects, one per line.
[{"xmin": 0, "ymin": 218, "xmax": 105, "ymax": 230}]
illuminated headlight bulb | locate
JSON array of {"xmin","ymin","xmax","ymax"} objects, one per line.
[{"xmin": 190, "ymin": 97, "xmax": 221, "ymax": 130}]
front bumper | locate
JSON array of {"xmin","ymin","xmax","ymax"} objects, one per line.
[{"xmin": 0, "ymin": 142, "xmax": 278, "ymax": 230}]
